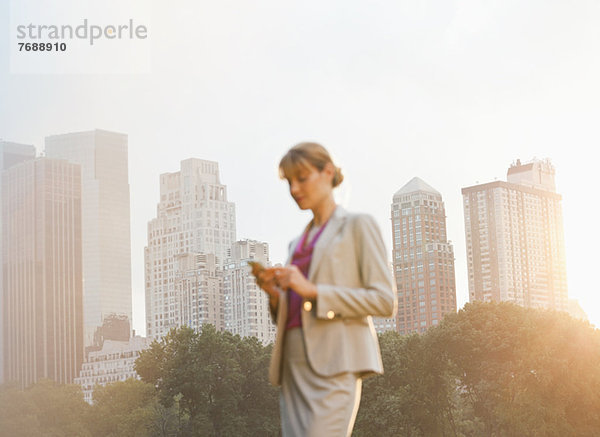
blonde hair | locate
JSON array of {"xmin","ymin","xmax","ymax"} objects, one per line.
[{"xmin": 279, "ymin": 142, "xmax": 344, "ymax": 188}]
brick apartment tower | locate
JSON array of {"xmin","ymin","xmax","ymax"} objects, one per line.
[{"xmin": 392, "ymin": 177, "xmax": 457, "ymax": 334}]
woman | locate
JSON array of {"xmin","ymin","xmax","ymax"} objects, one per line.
[{"xmin": 255, "ymin": 142, "xmax": 397, "ymax": 437}]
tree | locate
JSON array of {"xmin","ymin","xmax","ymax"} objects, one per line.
[
  {"xmin": 0, "ymin": 379, "xmax": 91, "ymax": 437},
  {"xmin": 354, "ymin": 331, "xmax": 459, "ymax": 437},
  {"xmin": 235, "ymin": 336, "xmax": 279, "ymax": 436},
  {"xmin": 88, "ymin": 378, "xmax": 161, "ymax": 437},
  {"xmin": 135, "ymin": 324, "xmax": 279, "ymax": 436},
  {"xmin": 0, "ymin": 382, "xmax": 42, "ymax": 437},
  {"xmin": 436, "ymin": 302, "xmax": 600, "ymax": 436},
  {"xmin": 5, "ymin": 303, "xmax": 596, "ymax": 436},
  {"xmin": 355, "ymin": 302, "xmax": 600, "ymax": 437}
]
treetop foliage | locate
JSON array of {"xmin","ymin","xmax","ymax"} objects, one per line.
[{"xmin": 2, "ymin": 303, "xmax": 598, "ymax": 436}]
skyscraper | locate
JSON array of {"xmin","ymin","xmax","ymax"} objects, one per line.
[
  {"xmin": 173, "ymin": 253, "xmax": 224, "ymax": 331},
  {"xmin": 462, "ymin": 159, "xmax": 568, "ymax": 311},
  {"xmin": 224, "ymin": 240, "xmax": 275, "ymax": 344},
  {"xmin": 45, "ymin": 130, "xmax": 132, "ymax": 351},
  {"xmin": 392, "ymin": 177, "xmax": 457, "ymax": 334},
  {"xmin": 2, "ymin": 158, "xmax": 83, "ymax": 388},
  {"xmin": 145, "ymin": 159, "xmax": 236, "ymax": 340},
  {"xmin": 0, "ymin": 141, "xmax": 36, "ymax": 170},
  {"xmin": 0, "ymin": 141, "xmax": 36, "ymax": 384}
]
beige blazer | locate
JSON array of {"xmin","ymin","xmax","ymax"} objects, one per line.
[{"xmin": 269, "ymin": 205, "xmax": 397, "ymax": 386}]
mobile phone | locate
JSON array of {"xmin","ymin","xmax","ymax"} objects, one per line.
[{"xmin": 248, "ymin": 261, "xmax": 266, "ymax": 276}]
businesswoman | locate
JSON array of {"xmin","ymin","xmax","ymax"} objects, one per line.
[{"xmin": 255, "ymin": 142, "xmax": 397, "ymax": 437}]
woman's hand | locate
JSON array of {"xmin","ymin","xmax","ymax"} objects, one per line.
[
  {"xmin": 273, "ymin": 265, "xmax": 318, "ymax": 299},
  {"xmin": 255, "ymin": 268, "xmax": 279, "ymax": 298},
  {"xmin": 255, "ymin": 268, "xmax": 280, "ymax": 313}
]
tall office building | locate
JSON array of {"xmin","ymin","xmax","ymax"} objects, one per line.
[
  {"xmin": 2, "ymin": 158, "xmax": 83, "ymax": 388},
  {"xmin": 173, "ymin": 253, "xmax": 224, "ymax": 331},
  {"xmin": 224, "ymin": 240, "xmax": 275, "ymax": 345},
  {"xmin": 45, "ymin": 130, "xmax": 132, "ymax": 351},
  {"xmin": 145, "ymin": 159, "xmax": 236, "ymax": 340},
  {"xmin": 0, "ymin": 141, "xmax": 36, "ymax": 384},
  {"xmin": 392, "ymin": 177, "xmax": 457, "ymax": 334},
  {"xmin": 462, "ymin": 159, "xmax": 568, "ymax": 311},
  {"xmin": 0, "ymin": 141, "xmax": 36, "ymax": 170}
]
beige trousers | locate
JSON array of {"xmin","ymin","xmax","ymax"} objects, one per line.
[{"xmin": 280, "ymin": 328, "xmax": 362, "ymax": 437}]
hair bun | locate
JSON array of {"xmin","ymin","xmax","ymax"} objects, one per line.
[{"xmin": 333, "ymin": 166, "xmax": 344, "ymax": 187}]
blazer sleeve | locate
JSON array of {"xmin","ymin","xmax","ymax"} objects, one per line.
[
  {"xmin": 315, "ymin": 214, "xmax": 397, "ymax": 320},
  {"xmin": 269, "ymin": 239, "xmax": 296, "ymax": 324},
  {"xmin": 269, "ymin": 296, "xmax": 278, "ymax": 324}
]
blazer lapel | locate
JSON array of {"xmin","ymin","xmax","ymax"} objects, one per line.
[
  {"xmin": 285, "ymin": 234, "xmax": 303, "ymax": 265},
  {"xmin": 285, "ymin": 215, "xmax": 319, "ymax": 265},
  {"xmin": 308, "ymin": 205, "xmax": 347, "ymax": 281}
]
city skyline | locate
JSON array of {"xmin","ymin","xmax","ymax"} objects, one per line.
[
  {"xmin": 1, "ymin": 133, "xmax": 591, "ymax": 340},
  {"xmin": 2, "ymin": 1, "xmax": 599, "ymax": 332},
  {"xmin": 0, "ymin": 131, "xmax": 592, "ymax": 412}
]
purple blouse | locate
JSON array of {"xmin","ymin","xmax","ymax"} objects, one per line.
[{"xmin": 285, "ymin": 222, "xmax": 329, "ymax": 330}]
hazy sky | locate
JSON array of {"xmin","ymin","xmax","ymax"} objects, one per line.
[{"xmin": 2, "ymin": 0, "xmax": 599, "ymax": 334}]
